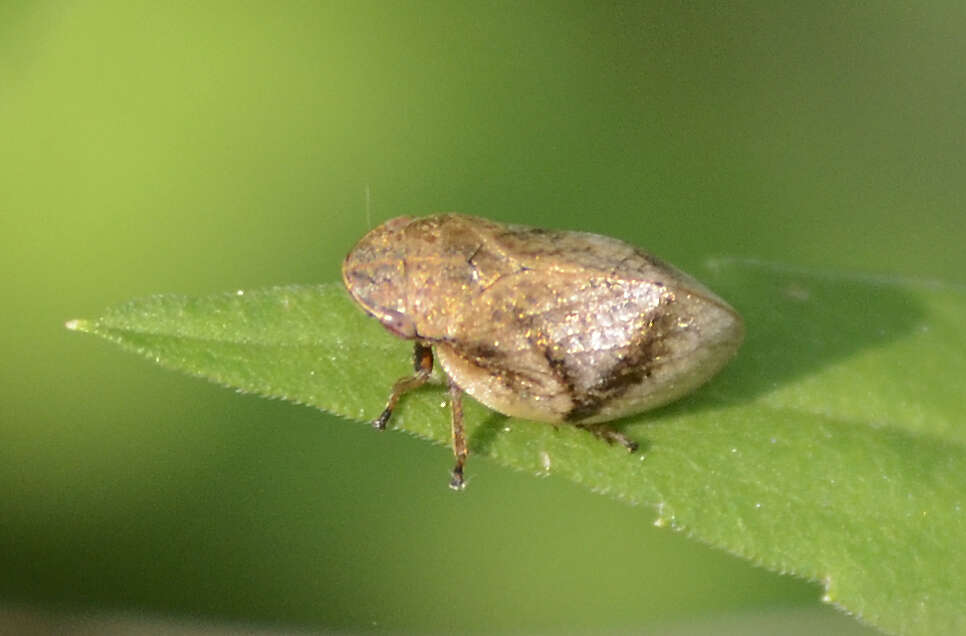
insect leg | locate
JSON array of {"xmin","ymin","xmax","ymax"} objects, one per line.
[
  {"xmin": 576, "ymin": 423, "xmax": 639, "ymax": 453},
  {"xmin": 372, "ymin": 341, "xmax": 433, "ymax": 430},
  {"xmin": 448, "ymin": 379, "xmax": 468, "ymax": 491}
]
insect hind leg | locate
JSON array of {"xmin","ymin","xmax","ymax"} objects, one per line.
[{"xmin": 575, "ymin": 422, "xmax": 639, "ymax": 452}]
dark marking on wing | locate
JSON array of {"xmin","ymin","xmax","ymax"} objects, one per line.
[
  {"xmin": 456, "ymin": 342, "xmax": 549, "ymax": 394},
  {"xmin": 563, "ymin": 298, "xmax": 678, "ymax": 422},
  {"xmin": 466, "ymin": 243, "xmax": 484, "ymax": 265}
]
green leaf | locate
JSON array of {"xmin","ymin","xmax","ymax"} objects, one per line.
[{"xmin": 67, "ymin": 260, "xmax": 966, "ymax": 636}]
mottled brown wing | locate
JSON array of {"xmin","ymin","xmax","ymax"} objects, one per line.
[
  {"xmin": 483, "ymin": 221, "xmax": 731, "ymax": 301},
  {"xmin": 435, "ymin": 266, "xmax": 669, "ymax": 423},
  {"xmin": 438, "ymin": 221, "xmax": 741, "ymax": 422},
  {"xmin": 412, "ymin": 217, "xmax": 741, "ymax": 423}
]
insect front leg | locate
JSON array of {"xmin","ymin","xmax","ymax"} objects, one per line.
[
  {"xmin": 373, "ymin": 341, "xmax": 434, "ymax": 430},
  {"xmin": 448, "ymin": 379, "xmax": 468, "ymax": 491}
]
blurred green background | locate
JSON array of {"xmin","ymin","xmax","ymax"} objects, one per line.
[{"xmin": 2, "ymin": 1, "xmax": 963, "ymax": 633}]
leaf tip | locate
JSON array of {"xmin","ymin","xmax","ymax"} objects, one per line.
[{"xmin": 64, "ymin": 319, "xmax": 93, "ymax": 333}]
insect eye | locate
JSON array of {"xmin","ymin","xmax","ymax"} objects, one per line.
[{"xmin": 380, "ymin": 309, "xmax": 416, "ymax": 338}]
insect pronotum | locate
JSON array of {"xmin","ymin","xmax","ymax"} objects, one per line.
[{"xmin": 342, "ymin": 214, "xmax": 743, "ymax": 489}]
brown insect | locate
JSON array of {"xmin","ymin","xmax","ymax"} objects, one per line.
[{"xmin": 342, "ymin": 214, "xmax": 743, "ymax": 489}]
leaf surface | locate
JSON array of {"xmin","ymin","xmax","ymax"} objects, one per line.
[{"xmin": 68, "ymin": 260, "xmax": 966, "ymax": 635}]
